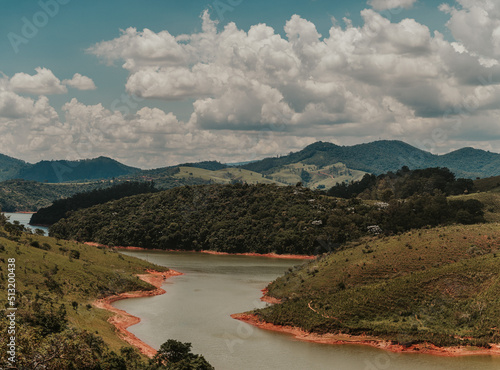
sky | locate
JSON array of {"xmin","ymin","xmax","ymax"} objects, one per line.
[{"xmin": 1, "ymin": 0, "xmax": 500, "ymax": 169}]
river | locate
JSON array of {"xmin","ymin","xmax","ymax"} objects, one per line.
[
  {"xmin": 116, "ymin": 250, "xmax": 500, "ymax": 370},
  {"xmin": 3, "ymin": 212, "xmax": 49, "ymax": 236}
]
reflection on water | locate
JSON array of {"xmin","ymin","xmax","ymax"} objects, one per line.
[{"xmin": 116, "ymin": 250, "xmax": 500, "ymax": 370}]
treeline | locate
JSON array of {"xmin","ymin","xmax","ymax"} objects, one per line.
[
  {"xmin": 0, "ymin": 180, "xmax": 108, "ymax": 212},
  {"xmin": 31, "ymin": 181, "xmax": 157, "ymax": 225},
  {"xmin": 327, "ymin": 167, "xmax": 474, "ymax": 200},
  {"xmin": 50, "ymin": 183, "xmax": 485, "ymax": 255}
]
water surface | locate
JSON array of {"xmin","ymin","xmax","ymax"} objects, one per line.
[
  {"xmin": 3, "ymin": 212, "xmax": 49, "ymax": 236},
  {"xmin": 116, "ymin": 250, "xmax": 500, "ymax": 370}
]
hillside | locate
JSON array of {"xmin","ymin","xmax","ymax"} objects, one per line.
[
  {"xmin": 252, "ymin": 223, "xmax": 500, "ymax": 349},
  {"xmin": 241, "ymin": 141, "xmax": 500, "ymax": 179},
  {"xmin": 0, "ymin": 153, "xmax": 27, "ymax": 182},
  {"xmin": 30, "ymin": 181, "xmax": 158, "ymax": 226},
  {"xmin": 0, "ymin": 180, "xmax": 111, "ymax": 212},
  {"xmin": 17, "ymin": 157, "xmax": 140, "ymax": 183},
  {"xmin": 50, "ymin": 183, "xmax": 485, "ymax": 255},
  {"xmin": 266, "ymin": 162, "xmax": 367, "ymax": 189},
  {"xmin": 0, "ymin": 214, "xmax": 169, "ymax": 368}
]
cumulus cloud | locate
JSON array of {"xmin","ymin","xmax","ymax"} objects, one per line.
[
  {"xmin": 368, "ymin": 0, "xmax": 418, "ymax": 11},
  {"xmin": 88, "ymin": 9, "xmax": 500, "ymax": 134},
  {"xmin": 5, "ymin": 6, "xmax": 500, "ymax": 166},
  {"xmin": 440, "ymin": 0, "xmax": 500, "ymax": 62},
  {"xmin": 63, "ymin": 73, "xmax": 97, "ymax": 90},
  {"xmin": 9, "ymin": 67, "xmax": 68, "ymax": 95}
]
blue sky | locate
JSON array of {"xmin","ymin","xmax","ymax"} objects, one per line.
[{"xmin": 1, "ymin": 0, "xmax": 500, "ymax": 168}]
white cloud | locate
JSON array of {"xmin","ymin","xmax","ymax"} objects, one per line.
[
  {"xmin": 9, "ymin": 67, "xmax": 67, "ymax": 95},
  {"xmin": 441, "ymin": 0, "xmax": 500, "ymax": 61},
  {"xmin": 63, "ymin": 73, "xmax": 97, "ymax": 90},
  {"xmin": 5, "ymin": 7, "xmax": 500, "ymax": 166},
  {"xmin": 82, "ymin": 9, "xmax": 500, "ymax": 160},
  {"xmin": 368, "ymin": 0, "xmax": 417, "ymax": 11}
]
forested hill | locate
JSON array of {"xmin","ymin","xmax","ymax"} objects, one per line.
[
  {"xmin": 17, "ymin": 157, "xmax": 139, "ymax": 183},
  {"xmin": 240, "ymin": 140, "xmax": 500, "ymax": 179},
  {"xmin": 50, "ymin": 183, "xmax": 485, "ymax": 255},
  {"xmin": 0, "ymin": 153, "xmax": 27, "ymax": 181},
  {"xmin": 31, "ymin": 181, "xmax": 157, "ymax": 226}
]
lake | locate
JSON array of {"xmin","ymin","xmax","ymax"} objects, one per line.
[
  {"xmin": 116, "ymin": 250, "xmax": 500, "ymax": 370},
  {"xmin": 3, "ymin": 212, "xmax": 49, "ymax": 236}
]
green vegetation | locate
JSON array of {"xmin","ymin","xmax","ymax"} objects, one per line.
[
  {"xmin": 327, "ymin": 167, "xmax": 474, "ymax": 199},
  {"xmin": 265, "ymin": 162, "xmax": 367, "ymax": 189},
  {"xmin": 150, "ymin": 340, "xmax": 214, "ymax": 369},
  {"xmin": 50, "ymin": 183, "xmax": 484, "ymax": 255},
  {"xmin": 0, "ymin": 179, "xmax": 112, "ymax": 212},
  {"xmin": 0, "ymin": 211, "xmax": 171, "ymax": 368},
  {"xmin": 0, "ymin": 153, "xmax": 26, "ymax": 182},
  {"xmin": 31, "ymin": 181, "xmax": 158, "ymax": 225},
  {"xmin": 241, "ymin": 140, "xmax": 500, "ymax": 179},
  {"xmin": 17, "ymin": 156, "xmax": 140, "ymax": 183},
  {"xmin": 255, "ymin": 223, "xmax": 500, "ymax": 348}
]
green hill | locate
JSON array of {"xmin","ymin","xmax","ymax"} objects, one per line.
[
  {"xmin": 0, "ymin": 213, "xmax": 169, "ymax": 368},
  {"xmin": 17, "ymin": 157, "xmax": 140, "ymax": 183},
  {"xmin": 253, "ymin": 223, "xmax": 500, "ymax": 348},
  {"xmin": 50, "ymin": 183, "xmax": 485, "ymax": 255},
  {"xmin": 266, "ymin": 162, "xmax": 367, "ymax": 188},
  {"xmin": 0, "ymin": 180, "xmax": 110, "ymax": 212},
  {"xmin": 241, "ymin": 140, "xmax": 500, "ymax": 179},
  {"xmin": 30, "ymin": 181, "xmax": 157, "ymax": 226},
  {"xmin": 0, "ymin": 153, "xmax": 27, "ymax": 182}
]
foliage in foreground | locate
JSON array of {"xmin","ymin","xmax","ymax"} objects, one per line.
[
  {"xmin": 0, "ymin": 213, "xmax": 175, "ymax": 368},
  {"xmin": 150, "ymin": 340, "xmax": 214, "ymax": 370}
]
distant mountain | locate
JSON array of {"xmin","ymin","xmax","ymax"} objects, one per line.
[
  {"xmin": 0, "ymin": 153, "xmax": 28, "ymax": 182},
  {"xmin": 2, "ymin": 140, "xmax": 500, "ymax": 184},
  {"xmin": 17, "ymin": 157, "xmax": 140, "ymax": 183},
  {"xmin": 241, "ymin": 140, "xmax": 500, "ymax": 179}
]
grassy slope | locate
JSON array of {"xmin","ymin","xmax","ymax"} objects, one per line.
[
  {"xmin": 257, "ymin": 223, "xmax": 500, "ymax": 347},
  {"xmin": 174, "ymin": 166, "xmax": 285, "ymax": 185},
  {"xmin": 0, "ymin": 228, "xmax": 168, "ymax": 351},
  {"xmin": 450, "ymin": 192, "xmax": 500, "ymax": 222},
  {"xmin": 267, "ymin": 162, "xmax": 367, "ymax": 188}
]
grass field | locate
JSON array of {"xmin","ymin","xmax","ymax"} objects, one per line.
[
  {"xmin": 174, "ymin": 166, "xmax": 286, "ymax": 185},
  {"xmin": 0, "ymin": 226, "xmax": 168, "ymax": 352},
  {"xmin": 257, "ymin": 223, "xmax": 500, "ymax": 347}
]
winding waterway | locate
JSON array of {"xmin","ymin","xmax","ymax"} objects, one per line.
[{"xmin": 116, "ymin": 250, "xmax": 500, "ymax": 370}]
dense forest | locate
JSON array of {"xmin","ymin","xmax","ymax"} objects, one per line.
[
  {"xmin": 327, "ymin": 167, "xmax": 475, "ymax": 200},
  {"xmin": 50, "ymin": 183, "xmax": 485, "ymax": 255},
  {"xmin": 31, "ymin": 181, "xmax": 158, "ymax": 226}
]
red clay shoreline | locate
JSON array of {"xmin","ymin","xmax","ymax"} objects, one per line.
[
  {"xmin": 93, "ymin": 269, "xmax": 183, "ymax": 358},
  {"xmin": 231, "ymin": 291, "xmax": 500, "ymax": 358},
  {"xmin": 84, "ymin": 242, "xmax": 315, "ymax": 260}
]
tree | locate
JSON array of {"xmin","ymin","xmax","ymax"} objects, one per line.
[{"xmin": 150, "ymin": 339, "xmax": 214, "ymax": 369}]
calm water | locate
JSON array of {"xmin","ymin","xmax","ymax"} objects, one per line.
[
  {"xmin": 3, "ymin": 212, "xmax": 49, "ymax": 236},
  {"xmin": 116, "ymin": 250, "xmax": 500, "ymax": 370}
]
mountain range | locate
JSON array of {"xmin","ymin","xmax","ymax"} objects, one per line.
[{"xmin": 1, "ymin": 140, "xmax": 499, "ymax": 185}]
